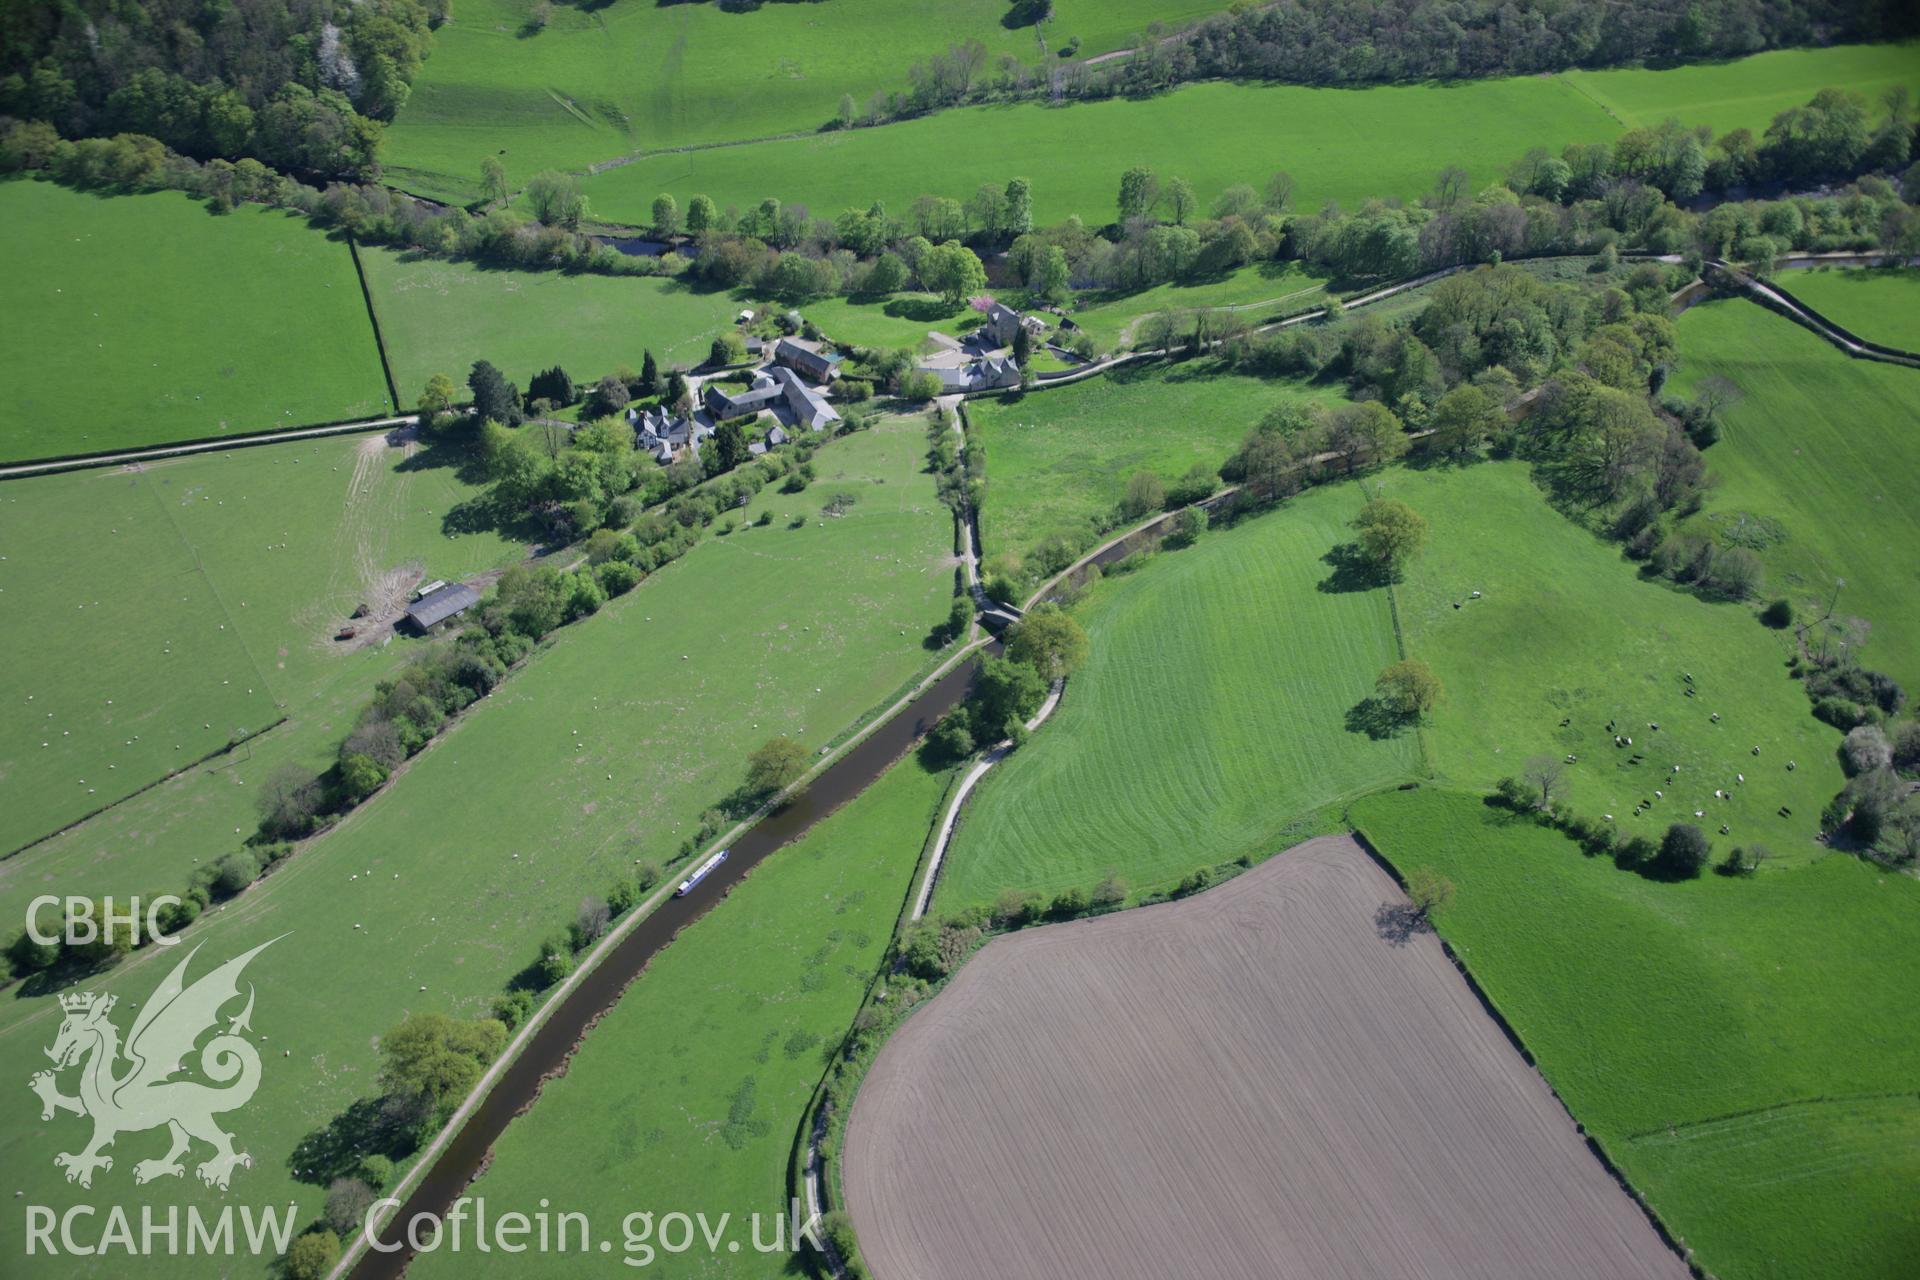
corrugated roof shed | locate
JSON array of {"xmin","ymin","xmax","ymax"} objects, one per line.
[{"xmin": 405, "ymin": 583, "xmax": 479, "ymax": 631}]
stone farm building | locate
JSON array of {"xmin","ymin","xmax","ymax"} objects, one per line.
[
  {"xmin": 703, "ymin": 364, "xmax": 840, "ymax": 432},
  {"xmin": 404, "ymin": 582, "xmax": 478, "ymax": 634},
  {"xmin": 981, "ymin": 301, "xmax": 1046, "ymax": 348},
  {"xmin": 627, "ymin": 404, "xmax": 710, "ymax": 463},
  {"xmin": 930, "ymin": 355, "xmax": 1023, "ymax": 393},
  {"xmin": 772, "ymin": 336, "xmax": 843, "ymax": 382}
]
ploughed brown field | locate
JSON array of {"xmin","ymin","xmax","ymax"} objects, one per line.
[{"xmin": 843, "ymin": 835, "xmax": 1688, "ymax": 1280}]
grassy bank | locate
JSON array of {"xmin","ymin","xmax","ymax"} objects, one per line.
[
  {"xmin": 1775, "ymin": 265, "xmax": 1920, "ymax": 352},
  {"xmin": 410, "ymin": 754, "xmax": 953, "ymax": 1279},
  {"xmin": 1066, "ymin": 260, "xmax": 1332, "ymax": 353},
  {"xmin": 571, "ymin": 43, "xmax": 1909, "ymax": 230},
  {"xmin": 575, "ymin": 73, "xmax": 1618, "ymax": 229},
  {"xmin": 1562, "ymin": 42, "xmax": 1919, "ymax": 134}
]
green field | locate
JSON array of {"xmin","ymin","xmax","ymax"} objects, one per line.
[
  {"xmin": 0, "ymin": 180, "xmax": 390, "ymax": 461},
  {"xmin": 0, "ymin": 430, "xmax": 519, "ymax": 862},
  {"xmin": 1670, "ymin": 299, "xmax": 1920, "ymax": 692},
  {"xmin": 0, "ymin": 419, "xmax": 955, "ymax": 1278},
  {"xmin": 412, "ymin": 753, "xmax": 952, "ymax": 1279},
  {"xmin": 384, "ymin": 0, "xmax": 1224, "ymax": 201},
  {"xmin": 1066, "ymin": 260, "xmax": 1331, "ymax": 353},
  {"xmin": 1777, "ymin": 265, "xmax": 1920, "ymax": 353},
  {"xmin": 940, "ymin": 480, "xmax": 1419, "ymax": 907},
  {"xmin": 1564, "ymin": 42, "xmax": 1919, "ymax": 134},
  {"xmin": 1387, "ymin": 460, "xmax": 1843, "ymax": 856},
  {"xmin": 577, "ymin": 74, "xmax": 1619, "ymax": 229},
  {"xmin": 360, "ymin": 247, "xmax": 743, "ymax": 393},
  {"xmin": 567, "ymin": 41, "xmax": 1909, "ymax": 230},
  {"xmin": 1352, "ymin": 786, "xmax": 1920, "ymax": 1280},
  {"xmin": 800, "ymin": 291, "xmax": 973, "ymax": 351},
  {"xmin": 968, "ymin": 357, "xmax": 1338, "ymax": 564}
]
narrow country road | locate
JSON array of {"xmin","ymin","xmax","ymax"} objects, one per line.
[{"xmin": 0, "ymin": 413, "xmax": 420, "ymax": 480}]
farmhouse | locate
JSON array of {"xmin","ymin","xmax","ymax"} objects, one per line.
[
  {"xmin": 703, "ymin": 366, "xmax": 840, "ymax": 431},
  {"xmin": 404, "ymin": 582, "xmax": 478, "ymax": 634},
  {"xmin": 981, "ymin": 300, "xmax": 1045, "ymax": 348},
  {"xmin": 773, "ymin": 336, "xmax": 843, "ymax": 382},
  {"xmin": 627, "ymin": 405, "xmax": 708, "ymax": 463},
  {"xmin": 928, "ymin": 356, "xmax": 1022, "ymax": 394}
]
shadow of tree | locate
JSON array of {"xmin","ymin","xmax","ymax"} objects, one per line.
[
  {"xmin": 1345, "ymin": 696, "xmax": 1415, "ymax": 740},
  {"xmin": 9, "ymin": 956, "xmax": 120, "ymax": 1000},
  {"xmin": 1319, "ymin": 542, "xmax": 1391, "ymax": 593},
  {"xmin": 287, "ymin": 1096, "xmax": 420, "ymax": 1187},
  {"xmin": 1373, "ymin": 902, "xmax": 1432, "ymax": 947},
  {"xmin": 882, "ymin": 296, "xmax": 968, "ymax": 324}
]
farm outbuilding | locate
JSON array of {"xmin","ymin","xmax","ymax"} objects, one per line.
[{"xmin": 403, "ymin": 583, "xmax": 478, "ymax": 634}]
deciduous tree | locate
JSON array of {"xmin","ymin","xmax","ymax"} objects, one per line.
[
  {"xmin": 1117, "ymin": 166, "xmax": 1159, "ymax": 222},
  {"xmin": 651, "ymin": 192, "xmax": 678, "ymax": 238},
  {"xmin": 746, "ymin": 736, "xmax": 809, "ymax": 794},
  {"xmin": 1522, "ymin": 754, "xmax": 1566, "ymax": 808},
  {"xmin": 1405, "ymin": 867, "xmax": 1454, "ymax": 917},
  {"xmin": 1008, "ymin": 604, "xmax": 1089, "ymax": 681},
  {"xmin": 480, "ymin": 156, "xmax": 507, "ymax": 204},
  {"xmin": 1375, "ymin": 659, "xmax": 1442, "ymax": 718},
  {"xmin": 378, "ymin": 1012, "xmax": 507, "ymax": 1120},
  {"xmin": 525, "ymin": 171, "xmax": 586, "ymax": 228},
  {"xmin": 1352, "ymin": 497, "xmax": 1428, "ymax": 575}
]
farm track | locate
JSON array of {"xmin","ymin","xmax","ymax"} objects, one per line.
[
  {"xmin": 0, "ymin": 413, "xmax": 420, "ymax": 480},
  {"xmin": 1717, "ymin": 253, "xmax": 1920, "ymax": 368}
]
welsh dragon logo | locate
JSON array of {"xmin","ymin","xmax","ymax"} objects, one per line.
[{"xmin": 30, "ymin": 938, "xmax": 279, "ymax": 1190}]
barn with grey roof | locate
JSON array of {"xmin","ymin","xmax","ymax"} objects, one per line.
[{"xmin": 404, "ymin": 583, "xmax": 479, "ymax": 633}]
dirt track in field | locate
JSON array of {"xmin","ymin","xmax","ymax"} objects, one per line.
[{"xmin": 843, "ymin": 835, "xmax": 1688, "ymax": 1280}]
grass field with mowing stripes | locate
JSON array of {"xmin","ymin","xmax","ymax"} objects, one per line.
[
  {"xmin": 1352, "ymin": 786, "xmax": 1920, "ymax": 1280},
  {"xmin": 1562, "ymin": 42, "xmax": 1919, "ymax": 135},
  {"xmin": 941, "ymin": 479, "xmax": 1419, "ymax": 907},
  {"xmin": 1669, "ymin": 298, "xmax": 1920, "ymax": 693},
  {"xmin": 0, "ymin": 181, "xmax": 390, "ymax": 462},
  {"xmin": 575, "ymin": 74, "xmax": 1618, "ymax": 230}
]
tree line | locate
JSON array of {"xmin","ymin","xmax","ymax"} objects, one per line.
[
  {"xmin": 0, "ymin": 125, "xmax": 668, "ymax": 278},
  {"xmin": 0, "ymin": 0, "xmax": 443, "ymax": 180},
  {"xmin": 7, "ymin": 80, "xmax": 1911, "ymax": 329},
  {"xmin": 859, "ymin": 1, "xmax": 1917, "ymax": 127}
]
